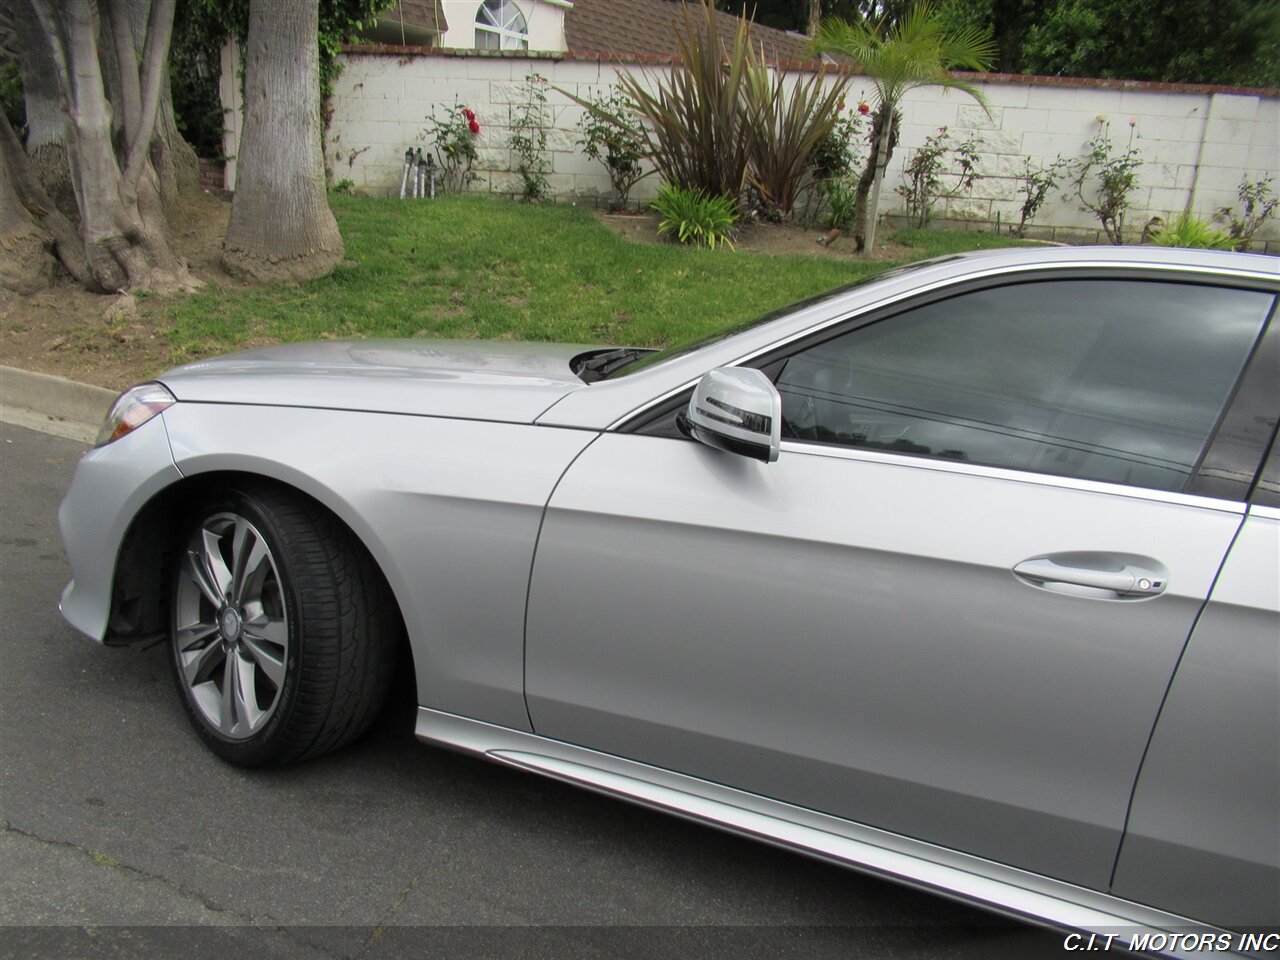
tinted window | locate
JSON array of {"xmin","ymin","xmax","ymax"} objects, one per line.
[{"xmin": 775, "ymin": 280, "xmax": 1272, "ymax": 492}]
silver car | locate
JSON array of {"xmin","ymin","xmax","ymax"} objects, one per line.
[{"xmin": 59, "ymin": 247, "xmax": 1279, "ymax": 952}]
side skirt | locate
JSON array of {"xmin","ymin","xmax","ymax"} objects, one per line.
[{"xmin": 416, "ymin": 707, "xmax": 1232, "ymax": 959}]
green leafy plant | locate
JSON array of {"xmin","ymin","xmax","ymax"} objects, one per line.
[
  {"xmin": 425, "ymin": 101, "xmax": 481, "ymax": 194},
  {"xmin": 576, "ymin": 87, "xmax": 646, "ymax": 211},
  {"xmin": 895, "ymin": 126, "xmax": 981, "ymax": 229},
  {"xmin": 508, "ymin": 73, "xmax": 551, "ymax": 203},
  {"xmin": 1148, "ymin": 212, "xmax": 1234, "ymax": 250},
  {"xmin": 1069, "ymin": 121, "xmax": 1143, "ymax": 244},
  {"xmin": 803, "ymin": 107, "xmax": 866, "ymax": 227},
  {"xmin": 1, "ymin": 59, "xmax": 26, "ymax": 132},
  {"xmin": 1014, "ymin": 155, "xmax": 1067, "ymax": 238},
  {"xmin": 651, "ymin": 183, "xmax": 738, "ymax": 249},
  {"xmin": 809, "ymin": 106, "xmax": 866, "ymax": 182},
  {"xmin": 1215, "ymin": 175, "xmax": 1278, "ymax": 251},
  {"xmin": 824, "ymin": 178, "xmax": 860, "ymax": 231}
]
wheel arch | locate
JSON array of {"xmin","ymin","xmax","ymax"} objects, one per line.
[{"xmin": 106, "ymin": 468, "xmax": 413, "ymax": 690}]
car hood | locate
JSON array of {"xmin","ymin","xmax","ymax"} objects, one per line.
[{"xmin": 158, "ymin": 339, "xmax": 592, "ymax": 423}]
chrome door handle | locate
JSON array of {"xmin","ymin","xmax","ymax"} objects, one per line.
[{"xmin": 1013, "ymin": 555, "xmax": 1167, "ymax": 599}]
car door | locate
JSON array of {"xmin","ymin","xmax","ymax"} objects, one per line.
[
  {"xmin": 1111, "ymin": 433, "xmax": 1280, "ymax": 929},
  {"xmin": 524, "ymin": 274, "xmax": 1275, "ymax": 891}
]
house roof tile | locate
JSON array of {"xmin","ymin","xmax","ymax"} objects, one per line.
[{"xmin": 565, "ymin": 0, "xmax": 818, "ymax": 65}]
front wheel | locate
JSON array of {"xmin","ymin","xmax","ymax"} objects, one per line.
[{"xmin": 169, "ymin": 484, "xmax": 398, "ymax": 766}]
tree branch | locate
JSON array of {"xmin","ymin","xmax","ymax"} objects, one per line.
[
  {"xmin": 100, "ymin": 0, "xmax": 143, "ymax": 153},
  {"xmin": 123, "ymin": 0, "xmax": 175, "ymax": 188},
  {"xmin": 27, "ymin": 0, "xmax": 73, "ymax": 104}
]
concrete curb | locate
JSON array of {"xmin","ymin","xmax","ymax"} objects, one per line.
[{"xmin": 0, "ymin": 365, "xmax": 117, "ymax": 442}]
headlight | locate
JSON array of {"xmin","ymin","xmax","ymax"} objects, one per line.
[{"xmin": 95, "ymin": 383, "xmax": 176, "ymax": 447}]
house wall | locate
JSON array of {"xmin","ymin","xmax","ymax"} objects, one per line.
[
  {"xmin": 439, "ymin": 0, "xmax": 568, "ymax": 52},
  {"xmin": 309, "ymin": 48, "xmax": 1279, "ymax": 247}
]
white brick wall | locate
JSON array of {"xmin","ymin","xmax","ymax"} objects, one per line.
[{"xmin": 306, "ymin": 50, "xmax": 1280, "ymax": 246}]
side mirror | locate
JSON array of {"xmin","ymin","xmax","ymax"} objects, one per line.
[{"xmin": 680, "ymin": 367, "xmax": 781, "ymax": 463}]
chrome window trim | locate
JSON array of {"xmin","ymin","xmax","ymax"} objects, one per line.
[
  {"xmin": 608, "ymin": 259, "xmax": 1280, "ymax": 433},
  {"xmin": 778, "ymin": 439, "xmax": 1249, "ymax": 513},
  {"xmin": 609, "ymin": 261, "xmax": 1276, "ymax": 506},
  {"xmin": 1250, "ymin": 504, "xmax": 1280, "ymax": 522}
]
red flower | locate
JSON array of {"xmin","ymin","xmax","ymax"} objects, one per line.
[
  {"xmin": 463, "ymin": 107, "xmax": 475, "ymax": 121},
  {"xmin": 468, "ymin": 119, "xmax": 481, "ymax": 134},
  {"xmin": 857, "ymin": 101, "xmax": 870, "ymax": 115}
]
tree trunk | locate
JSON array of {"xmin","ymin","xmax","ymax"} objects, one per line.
[
  {"xmin": 154, "ymin": 72, "xmax": 201, "ymax": 206},
  {"xmin": 806, "ymin": 0, "xmax": 821, "ymax": 37},
  {"xmin": 12, "ymin": 0, "xmax": 75, "ymax": 218},
  {"xmin": 0, "ymin": 126, "xmax": 56, "ymax": 295},
  {"xmin": 0, "ymin": 111, "xmax": 92, "ymax": 287},
  {"xmin": 122, "ymin": 0, "xmax": 198, "ymax": 209},
  {"xmin": 858, "ymin": 102, "xmax": 899, "ymax": 255},
  {"xmin": 222, "ymin": 0, "xmax": 342, "ymax": 284},
  {"xmin": 28, "ymin": 0, "xmax": 193, "ymax": 293}
]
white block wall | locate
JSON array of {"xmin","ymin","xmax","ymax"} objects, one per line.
[{"xmin": 315, "ymin": 50, "xmax": 1280, "ymax": 246}]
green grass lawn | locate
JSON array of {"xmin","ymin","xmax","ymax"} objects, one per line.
[{"xmin": 164, "ymin": 195, "xmax": 1032, "ymax": 363}]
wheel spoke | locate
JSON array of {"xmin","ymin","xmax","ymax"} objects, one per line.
[
  {"xmin": 219, "ymin": 653, "xmax": 237, "ymax": 734},
  {"xmin": 200, "ymin": 527, "xmax": 234, "ymax": 600},
  {"xmin": 175, "ymin": 621, "xmax": 218, "ymax": 653},
  {"xmin": 182, "ymin": 637, "xmax": 225, "ymax": 687},
  {"xmin": 230, "ymin": 520, "xmax": 269, "ymax": 605},
  {"xmin": 242, "ymin": 610, "xmax": 286, "ymax": 647},
  {"xmin": 241, "ymin": 633, "xmax": 285, "ymax": 688},
  {"xmin": 185, "ymin": 549, "xmax": 223, "ymax": 608},
  {"xmin": 232, "ymin": 652, "xmax": 262, "ymax": 731}
]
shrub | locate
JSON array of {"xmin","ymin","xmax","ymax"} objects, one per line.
[
  {"xmin": 425, "ymin": 101, "xmax": 481, "ymax": 194},
  {"xmin": 895, "ymin": 126, "xmax": 982, "ymax": 229},
  {"xmin": 651, "ymin": 183, "xmax": 738, "ymax": 250},
  {"xmin": 1014, "ymin": 156, "xmax": 1067, "ymax": 238},
  {"xmin": 576, "ymin": 87, "xmax": 646, "ymax": 211},
  {"xmin": 1148, "ymin": 212, "xmax": 1234, "ymax": 250},
  {"xmin": 1068, "ymin": 121, "xmax": 1143, "ymax": 244},
  {"xmin": 508, "ymin": 73, "xmax": 551, "ymax": 203},
  {"xmin": 809, "ymin": 107, "xmax": 865, "ymax": 182},
  {"xmin": 1216, "ymin": 175, "xmax": 1278, "ymax": 251}
]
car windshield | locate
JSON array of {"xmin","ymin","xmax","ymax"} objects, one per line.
[{"xmin": 600, "ymin": 256, "xmax": 970, "ymax": 379}]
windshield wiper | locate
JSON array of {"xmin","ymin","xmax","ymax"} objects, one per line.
[{"xmin": 573, "ymin": 347, "xmax": 655, "ymax": 383}]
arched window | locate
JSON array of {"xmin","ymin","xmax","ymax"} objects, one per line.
[{"xmin": 475, "ymin": 0, "xmax": 528, "ymax": 50}]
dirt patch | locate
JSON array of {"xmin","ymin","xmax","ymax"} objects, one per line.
[
  {"xmin": 0, "ymin": 190, "xmax": 235, "ymax": 391},
  {"xmin": 594, "ymin": 210, "xmax": 915, "ymax": 261}
]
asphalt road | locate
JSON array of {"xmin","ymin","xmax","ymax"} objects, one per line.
[{"xmin": 0, "ymin": 420, "xmax": 1067, "ymax": 960}]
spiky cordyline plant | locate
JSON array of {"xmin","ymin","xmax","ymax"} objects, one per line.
[
  {"xmin": 742, "ymin": 51, "xmax": 849, "ymax": 216},
  {"xmin": 612, "ymin": 1, "xmax": 755, "ymax": 200}
]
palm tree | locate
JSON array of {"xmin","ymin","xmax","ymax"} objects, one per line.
[{"xmin": 813, "ymin": 2, "xmax": 995, "ymax": 253}]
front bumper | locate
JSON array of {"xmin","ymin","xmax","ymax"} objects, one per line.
[{"xmin": 57, "ymin": 415, "xmax": 182, "ymax": 642}]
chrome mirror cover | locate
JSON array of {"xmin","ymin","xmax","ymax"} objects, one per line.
[{"xmin": 682, "ymin": 367, "xmax": 782, "ymax": 463}]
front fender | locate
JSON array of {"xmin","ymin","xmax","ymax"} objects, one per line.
[{"xmin": 162, "ymin": 402, "xmax": 596, "ymax": 731}]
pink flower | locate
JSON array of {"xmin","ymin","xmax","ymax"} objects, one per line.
[
  {"xmin": 463, "ymin": 107, "xmax": 475, "ymax": 121},
  {"xmin": 468, "ymin": 119, "xmax": 481, "ymax": 135},
  {"xmin": 857, "ymin": 102, "xmax": 870, "ymax": 115}
]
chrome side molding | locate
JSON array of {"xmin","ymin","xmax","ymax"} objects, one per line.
[{"xmin": 415, "ymin": 707, "xmax": 1233, "ymax": 960}]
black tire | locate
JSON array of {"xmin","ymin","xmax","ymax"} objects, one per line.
[{"xmin": 168, "ymin": 483, "xmax": 399, "ymax": 766}]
